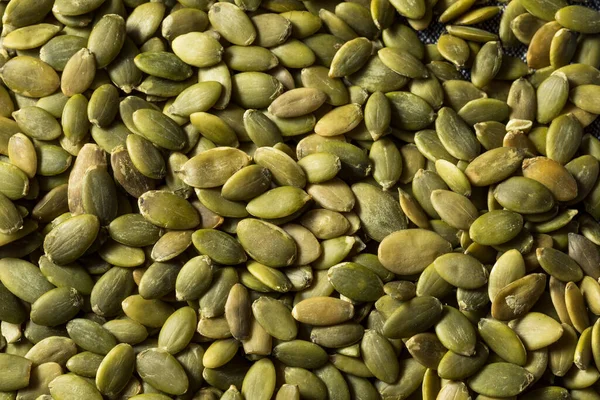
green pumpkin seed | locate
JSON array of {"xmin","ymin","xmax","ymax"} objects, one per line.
[
  {"xmin": 122, "ymin": 295, "xmax": 174, "ymax": 328},
  {"xmin": 509, "ymin": 311, "xmax": 564, "ymax": 350},
  {"xmin": 138, "ymin": 190, "xmax": 199, "ymax": 229},
  {"xmin": 492, "ymin": 272, "xmax": 546, "ymax": 320},
  {"xmin": 2, "ymin": 56, "xmax": 59, "ymax": 98},
  {"xmin": 48, "ymin": 374, "xmax": 102, "ymax": 400},
  {"xmin": 31, "ymin": 287, "xmax": 83, "ymax": 327},
  {"xmin": 494, "ymin": 176, "xmax": 555, "ymax": 215},
  {"xmin": 468, "ymin": 363, "xmax": 534, "ymax": 397},
  {"xmin": 192, "ymin": 228, "xmax": 246, "ymax": 265},
  {"xmin": 136, "ymin": 348, "xmax": 188, "ymax": 395},
  {"xmin": 556, "ymin": 5, "xmax": 600, "ymax": 34},
  {"xmin": 537, "ymin": 72, "xmax": 570, "ymax": 124}
]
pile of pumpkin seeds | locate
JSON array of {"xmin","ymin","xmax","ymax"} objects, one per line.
[{"xmin": 2, "ymin": 0, "xmax": 600, "ymax": 398}]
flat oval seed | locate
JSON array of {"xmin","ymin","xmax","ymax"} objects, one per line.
[
  {"xmin": 96, "ymin": 343, "xmax": 135, "ymax": 396},
  {"xmin": 136, "ymin": 348, "xmax": 188, "ymax": 395},
  {"xmin": 13, "ymin": 106, "xmax": 62, "ymax": 141},
  {"xmin": 565, "ymin": 281, "xmax": 590, "ymax": 333},
  {"xmin": 302, "ymin": 66, "xmax": 349, "ymax": 105},
  {"xmin": 172, "ymin": 32, "xmax": 224, "ymax": 68},
  {"xmin": 494, "ymin": 176, "xmax": 556, "ymax": 214},
  {"xmin": 317, "ymin": 141, "xmax": 371, "ymax": 181},
  {"xmin": 458, "ymin": 98, "xmax": 510, "ymax": 126},
  {"xmin": 379, "ymin": 47, "xmax": 428, "ymax": 79},
  {"xmin": 468, "ymin": 363, "xmax": 534, "ymax": 397},
  {"xmin": 465, "ymin": 147, "xmax": 525, "ymax": 187},
  {"xmin": 389, "ymin": 0, "xmax": 426, "ymax": 19},
  {"xmin": 435, "ymin": 305, "xmax": 477, "ymax": 356},
  {"xmin": 49, "ymin": 374, "xmax": 102, "ymax": 400},
  {"xmin": 329, "ymin": 37, "xmax": 372, "ymax": 78},
  {"xmin": 241, "ymin": 358, "xmax": 276, "ymax": 400},
  {"xmin": 328, "ymin": 262, "xmax": 384, "ymax": 302},
  {"xmin": 251, "ymin": 13, "xmax": 291, "ymax": 48},
  {"xmin": 3, "ymin": 23, "xmax": 61, "ymax": 50},
  {"xmin": 492, "ymin": 273, "xmax": 547, "ymax": 320},
  {"xmin": 192, "ymin": 228, "xmax": 246, "ymax": 265},
  {"xmin": 434, "ymin": 253, "xmax": 488, "ymax": 289},
  {"xmin": 133, "ymin": 51, "xmax": 193, "ymax": 81},
  {"xmin": 369, "ymin": 138, "xmax": 402, "ymax": 190},
  {"xmin": 537, "ymin": 72, "xmax": 570, "ymax": 124},
  {"xmin": 237, "ymin": 218, "xmax": 296, "ymax": 267},
  {"xmin": 379, "ymin": 229, "xmax": 452, "ymax": 275},
  {"xmin": 66, "ymin": 318, "xmax": 117, "ymax": 355},
  {"xmin": 190, "ymin": 112, "xmax": 239, "ymax": 147},
  {"xmin": 221, "ymin": 165, "xmax": 272, "ymax": 202},
  {"xmin": 126, "ymin": 134, "xmax": 166, "ymax": 180},
  {"xmin": 478, "ymin": 318, "xmax": 527, "ymax": 366},
  {"xmin": 254, "ymin": 147, "xmax": 306, "ymax": 188},
  {"xmin": 31, "ymin": 287, "xmax": 83, "ymax": 327},
  {"xmin": 509, "ymin": 312, "xmax": 564, "ymax": 350},
  {"xmin": 90, "ymin": 266, "xmax": 135, "ymax": 317},
  {"xmin": 169, "ymin": 82, "xmax": 222, "ymax": 118},
  {"xmin": 224, "ymin": 45, "xmax": 279, "ymax": 72},
  {"xmin": 273, "ymin": 340, "xmax": 328, "ymax": 369},
  {"xmin": 175, "ymin": 255, "xmax": 213, "ymax": 301},
  {"xmin": 570, "ymin": 84, "xmax": 600, "ymax": 114},
  {"xmin": 297, "ymin": 153, "xmax": 341, "ymax": 184},
  {"xmin": 2, "ymin": 56, "xmax": 59, "ymax": 98},
  {"xmin": 361, "ymin": 329, "xmax": 399, "ymax": 384},
  {"xmin": 382, "ymin": 296, "xmax": 443, "ymax": 339},
  {"xmin": 292, "ymin": 297, "xmax": 354, "ymax": 326},
  {"xmin": 88, "ymin": 14, "xmax": 126, "ymax": 68},
  {"xmin": 179, "ymin": 148, "xmax": 251, "ymax": 189},
  {"xmin": 23, "ymin": 335, "xmax": 74, "ymax": 368},
  {"xmin": 268, "ymin": 88, "xmax": 327, "ymax": 118},
  {"xmin": 246, "ymin": 186, "xmax": 311, "ymax": 220},
  {"xmin": 352, "ymin": 183, "xmax": 408, "ymax": 242},
  {"xmin": 435, "ymin": 107, "xmax": 480, "ymax": 161},
  {"xmin": 556, "ymin": 6, "xmax": 600, "ymax": 34},
  {"xmin": 158, "ymin": 306, "xmax": 197, "ymax": 354},
  {"xmin": 470, "ymin": 210, "xmax": 524, "ymax": 246},
  {"xmin": 208, "ymin": 2, "xmax": 256, "ymax": 46},
  {"xmin": 0, "ymin": 192, "xmax": 23, "ymax": 235},
  {"xmin": 38, "ymin": 255, "xmax": 93, "ymax": 295},
  {"xmin": 132, "ymin": 109, "xmax": 186, "ymax": 151},
  {"xmin": 122, "ymin": 295, "xmax": 174, "ymax": 329},
  {"xmin": 138, "ymin": 190, "xmax": 199, "ymax": 230},
  {"xmin": 44, "ymin": 214, "xmax": 99, "ymax": 265},
  {"xmin": 522, "ymin": 156, "xmax": 578, "ymax": 202},
  {"xmin": 314, "ymin": 104, "xmax": 363, "ymax": 137},
  {"xmin": 387, "ymin": 91, "xmax": 435, "ymax": 131},
  {"xmin": 232, "ymin": 71, "xmax": 285, "ymax": 109},
  {"xmin": 252, "ymin": 296, "xmax": 297, "ymax": 340},
  {"xmin": 61, "ymin": 48, "xmax": 97, "ymax": 97},
  {"xmin": 430, "ymin": 189, "xmax": 478, "ymax": 230}
]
